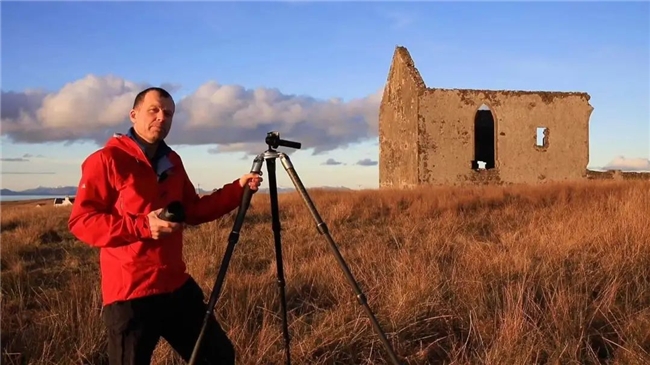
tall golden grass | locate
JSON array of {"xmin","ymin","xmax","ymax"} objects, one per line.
[{"xmin": 2, "ymin": 180, "xmax": 649, "ymax": 365}]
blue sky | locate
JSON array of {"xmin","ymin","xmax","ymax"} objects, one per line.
[{"xmin": 1, "ymin": 1, "xmax": 648, "ymax": 191}]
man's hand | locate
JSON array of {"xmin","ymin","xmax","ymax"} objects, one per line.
[
  {"xmin": 239, "ymin": 172, "xmax": 263, "ymax": 191},
  {"xmin": 147, "ymin": 208, "xmax": 183, "ymax": 239}
]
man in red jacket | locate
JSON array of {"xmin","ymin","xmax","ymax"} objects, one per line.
[{"xmin": 68, "ymin": 87, "xmax": 262, "ymax": 365}]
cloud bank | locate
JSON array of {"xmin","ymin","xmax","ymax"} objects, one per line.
[
  {"xmin": 322, "ymin": 158, "xmax": 344, "ymax": 166},
  {"xmin": 356, "ymin": 158, "xmax": 378, "ymax": 166},
  {"xmin": 1, "ymin": 75, "xmax": 382, "ymax": 155},
  {"xmin": 602, "ymin": 156, "xmax": 650, "ymax": 172},
  {"xmin": 0, "ymin": 154, "xmax": 46, "ymax": 162}
]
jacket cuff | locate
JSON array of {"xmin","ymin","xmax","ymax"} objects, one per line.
[
  {"xmin": 134, "ymin": 213, "xmax": 152, "ymax": 239},
  {"xmin": 232, "ymin": 178, "xmax": 245, "ymax": 198}
]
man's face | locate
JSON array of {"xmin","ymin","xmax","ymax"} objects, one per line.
[{"xmin": 129, "ymin": 90, "xmax": 175, "ymax": 144}]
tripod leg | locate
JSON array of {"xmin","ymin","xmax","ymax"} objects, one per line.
[
  {"xmin": 188, "ymin": 155, "xmax": 265, "ymax": 365},
  {"xmin": 266, "ymin": 158, "xmax": 292, "ymax": 365},
  {"xmin": 279, "ymin": 154, "xmax": 402, "ymax": 365}
]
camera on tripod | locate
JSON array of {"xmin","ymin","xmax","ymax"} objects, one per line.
[{"xmin": 182, "ymin": 131, "xmax": 402, "ymax": 365}]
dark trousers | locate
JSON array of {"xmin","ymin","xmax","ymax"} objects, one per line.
[{"xmin": 101, "ymin": 277, "xmax": 235, "ymax": 365}]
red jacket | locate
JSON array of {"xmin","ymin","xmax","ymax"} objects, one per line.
[{"xmin": 68, "ymin": 132, "xmax": 244, "ymax": 306}]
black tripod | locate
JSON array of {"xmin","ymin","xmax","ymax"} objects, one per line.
[{"xmin": 187, "ymin": 131, "xmax": 402, "ymax": 365}]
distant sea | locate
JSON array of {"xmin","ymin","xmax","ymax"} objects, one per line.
[{"xmin": 0, "ymin": 195, "xmax": 58, "ymax": 202}]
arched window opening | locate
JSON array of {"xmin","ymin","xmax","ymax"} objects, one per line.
[{"xmin": 472, "ymin": 104, "xmax": 496, "ymax": 170}]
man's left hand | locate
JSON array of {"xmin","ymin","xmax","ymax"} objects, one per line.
[{"xmin": 239, "ymin": 173, "xmax": 263, "ymax": 191}]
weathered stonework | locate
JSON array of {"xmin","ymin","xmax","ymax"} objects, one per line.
[{"xmin": 379, "ymin": 46, "xmax": 601, "ymax": 188}]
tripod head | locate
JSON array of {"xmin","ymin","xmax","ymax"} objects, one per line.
[{"xmin": 265, "ymin": 131, "xmax": 301, "ymax": 150}]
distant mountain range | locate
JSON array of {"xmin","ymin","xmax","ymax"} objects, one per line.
[
  {"xmin": 0, "ymin": 185, "xmax": 353, "ymax": 196},
  {"xmin": 1, "ymin": 186, "xmax": 79, "ymax": 196}
]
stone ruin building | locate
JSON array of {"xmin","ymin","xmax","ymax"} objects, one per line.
[{"xmin": 378, "ymin": 46, "xmax": 596, "ymax": 188}]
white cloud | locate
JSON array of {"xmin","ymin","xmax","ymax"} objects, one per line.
[
  {"xmin": 38, "ymin": 75, "xmax": 142, "ymax": 128},
  {"xmin": 602, "ymin": 156, "xmax": 650, "ymax": 172},
  {"xmin": 1, "ymin": 74, "xmax": 382, "ymax": 155}
]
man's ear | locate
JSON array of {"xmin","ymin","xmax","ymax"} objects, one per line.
[{"xmin": 129, "ymin": 109, "xmax": 137, "ymax": 123}]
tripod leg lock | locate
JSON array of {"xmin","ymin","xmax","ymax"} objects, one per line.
[
  {"xmin": 228, "ymin": 231, "xmax": 240, "ymax": 243},
  {"xmin": 356, "ymin": 293, "xmax": 367, "ymax": 305},
  {"xmin": 316, "ymin": 222, "xmax": 329, "ymax": 235}
]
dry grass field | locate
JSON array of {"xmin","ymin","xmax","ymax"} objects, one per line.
[{"xmin": 1, "ymin": 180, "xmax": 649, "ymax": 365}]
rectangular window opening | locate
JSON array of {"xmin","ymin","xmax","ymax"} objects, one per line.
[{"xmin": 536, "ymin": 127, "xmax": 548, "ymax": 148}]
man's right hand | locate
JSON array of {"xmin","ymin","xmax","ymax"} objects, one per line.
[{"xmin": 147, "ymin": 208, "xmax": 182, "ymax": 239}]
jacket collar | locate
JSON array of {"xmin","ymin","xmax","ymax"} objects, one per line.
[
  {"xmin": 126, "ymin": 127, "xmax": 172, "ymax": 161},
  {"xmin": 125, "ymin": 127, "xmax": 174, "ymax": 181}
]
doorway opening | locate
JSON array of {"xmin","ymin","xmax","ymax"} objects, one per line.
[{"xmin": 472, "ymin": 104, "xmax": 496, "ymax": 170}]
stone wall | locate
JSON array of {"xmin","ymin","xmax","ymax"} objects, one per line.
[
  {"xmin": 379, "ymin": 46, "xmax": 596, "ymax": 188},
  {"xmin": 586, "ymin": 170, "xmax": 650, "ymax": 181},
  {"xmin": 378, "ymin": 46, "xmax": 424, "ymax": 188}
]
